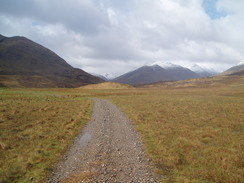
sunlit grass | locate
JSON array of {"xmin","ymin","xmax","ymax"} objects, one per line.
[{"xmin": 0, "ymin": 89, "xmax": 92, "ymax": 183}]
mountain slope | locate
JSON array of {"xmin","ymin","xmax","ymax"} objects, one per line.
[
  {"xmin": 103, "ymin": 73, "xmax": 116, "ymax": 80},
  {"xmin": 91, "ymin": 73, "xmax": 108, "ymax": 81},
  {"xmin": 112, "ymin": 64, "xmax": 199, "ymax": 85},
  {"xmin": 220, "ymin": 64, "xmax": 244, "ymax": 76},
  {"xmin": 190, "ymin": 64, "xmax": 217, "ymax": 77},
  {"xmin": 0, "ymin": 35, "xmax": 103, "ymax": 87}
]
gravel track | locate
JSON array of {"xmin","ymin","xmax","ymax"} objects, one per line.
[{"xmin": 49, "ymin": 98, "xmax": 159, "ymax": 183}]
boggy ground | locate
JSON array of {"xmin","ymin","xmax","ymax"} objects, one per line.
[{"xmin": 49, "ymin": 98, "xmax": 159, "ymax": 183}]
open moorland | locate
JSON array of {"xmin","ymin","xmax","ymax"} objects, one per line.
[
  {"xmin": 0, "ymin": 89, "xmax": 93, "ymax": 183},
  {"xmin": 104, "ymin": 80, "xmax": 244, "ymax": 183},
  {"xmin": 0, "ymin": 76, "xmax": 244, "ymax": 183}
]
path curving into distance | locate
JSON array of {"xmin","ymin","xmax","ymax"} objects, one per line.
[{"xmin": 49, "ymin": 98, "xmax": 159, "ymax": 183}]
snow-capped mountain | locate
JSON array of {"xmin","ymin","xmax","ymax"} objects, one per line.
[
  {"xmin": 149, "ymin": 62, "xmax": 182, "ymax": 69},
  {"xmin": 103, "ymin": 73, "xmax": 117, "ymax": 80},
  {"xmin": 190, "ymin": 64, "xmax": 217, "ymax": 77},
  {"xmin": 112, "ymin": 64, "xmax": 199, "ymax": 85},
  {"xmin": 91, "ymin": 73, "xmax": 117, "ymax": 81}
]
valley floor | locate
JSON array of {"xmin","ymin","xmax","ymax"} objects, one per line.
[
  {"xmin": 50, "ymin": 98, "xmax": 158, "ymax": 183},
  {"xmin": 0, "ymin": 78, "xmax": 243, "ymax": 183}
]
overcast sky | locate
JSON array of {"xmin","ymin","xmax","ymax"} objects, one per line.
[{"xmin": 0, "ymin": 0, "xmax": 244, "ymax": 76}]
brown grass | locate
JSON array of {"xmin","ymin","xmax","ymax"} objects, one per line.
[
  {"xmin": 0, "ymin": 75, "xmax": 243, "ymax": 183},
  {"xmin": 0, "ymin": 75, "xmax": 58, "ymax": 88},
  {"xmin": 104, "ymin": 84, "xmax": 244, "ymax": 182},
  {"xmin": 79, "ymin": 82, "xmax": 134, "ymax": 89},
  {"xmin": 140, "ymin": 75, "xmax": 244, "ymax": 89},
  {"xmin": 0, "ymin": 89, "xmax": 92, "ymax": 183}
]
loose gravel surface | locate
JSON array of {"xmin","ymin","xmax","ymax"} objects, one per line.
[{"xmin": 49, "ymin": 98, "xmax": 159, "ymax": 183}]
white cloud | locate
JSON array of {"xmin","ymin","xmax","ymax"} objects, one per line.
[{"xmin": 0, "ymin": 0, "xmax": 244, "ymax": 75}]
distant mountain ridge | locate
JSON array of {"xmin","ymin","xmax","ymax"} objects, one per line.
[
  {"xmin": 190, "ymin": 64, "xmax": 217, "ymax": 77},
  {"xmin": 91, "ymin": 73, "xmax": 108, "ymax": 81},
  {"xmin": 149, "ymin": 62, "xmax": 181, "ymax": 69},
  {"xmin": 103, "ymin": 73, "xmax": 117, "ymax": 80},
  {"xmin": 91, "ymin": 72, "xmax": 117, "ymax": 81},
  {"xmin": 220, "ymin": 63, "xmax": 244, "ymax": 76},
  {"xmin": 112, "ymin": 64, "xmax": 199, "ymax": 85},
  {"xmin": 0, "ymin": 35, "xmax": 103, "ymax": 87}
]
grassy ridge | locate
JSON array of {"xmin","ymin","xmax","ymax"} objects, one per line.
[
  {"xmin": 105, "ymin": 87, "xmax": 244, "ymax": 183},
  {"xmin": 80, "ymin": 82, "xmax": 133, "ymax": 89},
  {"xmin": 0, "ymin": 89, "xmax": 92, "ymax": 183}
]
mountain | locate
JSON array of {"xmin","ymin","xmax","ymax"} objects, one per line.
[
  {"xmin": 112, "ymin": 64, "xmax": 199, "ymax": 85},
  {"xmin": 91, "ymin": 72, "xmax": 117, "ymax": 81},
  {"xmin": 139, "ymin": 74, "xmax": 244, "ymax": 89},
  {"xmin": 91, "ymin": 73, "xmax": 108, "ymax": 81},
  {"xmin": 190, "ymin": 64, "xmax": 217, "ymax": 77},
  {"xmin": 220, "ymin": 63, "xmax": 244, "ymax": 76},
  {"xmin": 150, "ymin": 62, "xmax": 181, "ymax": 69},
  {"xmin": 0, "ymin": 35, "xmax": 103, "ymax": 87},
  {"xmin": 103, "ymin": 73, "xmax": 117, "ymax": 80}
]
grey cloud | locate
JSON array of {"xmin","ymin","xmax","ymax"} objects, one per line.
[
  {"xmin": 94, "ymin": 0, "xmax": 136, "ymax": 12},
  {"xmin": 0, "ymin": 0, "xmax": 244, "ymax": 75},
  {"xmin": 0, "ymin": 0, "xmax": 110, "ymax": 35},
  {"xmin": 83, "ymin": 28, "xmax": 144, "ymax": 61}
]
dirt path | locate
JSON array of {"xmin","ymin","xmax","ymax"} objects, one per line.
[{"xmin": 49, "ymin": 98, "xmax": 159, "ymax": 183}]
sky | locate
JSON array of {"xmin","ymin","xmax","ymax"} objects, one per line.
[{"xmin": 0, "ymin": 0, "xmax": 244, "ymax": 76}]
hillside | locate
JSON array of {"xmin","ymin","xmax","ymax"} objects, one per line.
[
  {"xmin": 139, "ymin": 75, "xmax": 244, "ymax": 89},
  {"xmin": 91, "ymin": 73, "xmax": 108, "ymax": 81},
  {"xmin": 112, "ymin": 64, "xmax": 199, "ymax": 85},
  {"xmin": 220, "ymin": 64, "xmax": 244, "ymax": 76},
  {"xmin": 190, "ymin": 64, "xmax": 217, "ymax": 77},
  {"xmin": 0, "ymin": 35, "xmax": 103, "ymax": 87}
]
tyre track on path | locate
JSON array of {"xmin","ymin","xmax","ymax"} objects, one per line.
[{"xmin": 49, "ymin": 98, "xmax": 159, "ymax": 183}]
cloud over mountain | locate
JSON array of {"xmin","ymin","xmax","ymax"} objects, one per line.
[{"xmin": 1, "ymin": 0, "xmax": 244, "ymax": 76}]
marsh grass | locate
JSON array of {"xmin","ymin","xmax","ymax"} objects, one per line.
[
  {"xmin": 105, "ymin": 87, "xmax": 244, "ymax": 183},
  {"xmin": 0, "ymin": 89, "xmax": 92, "ymax": 183}
]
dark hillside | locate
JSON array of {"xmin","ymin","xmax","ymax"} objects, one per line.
[
  {"xmin": 0, "ymin": 35, "xmax": 103, "ymax": 87},
  {"xmin": 112, "ymin": 65, "xmax": 199, "ymax": 85}
]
